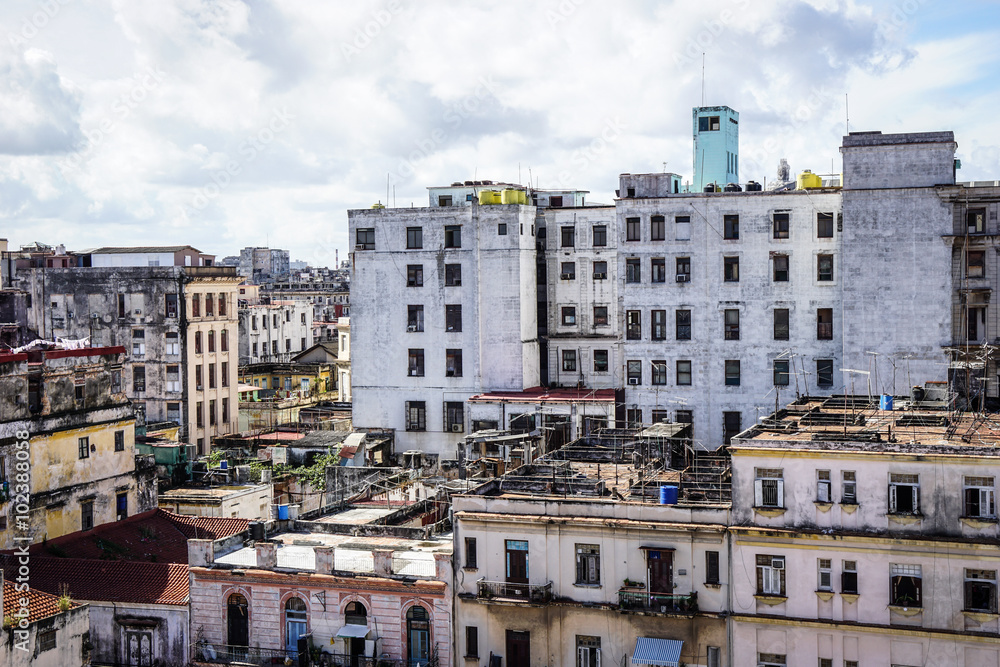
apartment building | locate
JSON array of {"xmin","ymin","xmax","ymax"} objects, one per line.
[
  {"xmin": 728, "ymin": 388, "xmax": 1000, "ymax": 666},
  {"xmin": 238, "ymin": 246, "xmax": 290, "ymax": 282},
  {"xmin": 237, "ymin": 299, "xmax": 313, "ymax": 364},
  {"xmin": 452, "ymin": 435, "xmax": 731, "ymax": 667},
  {"xmin": 11, "ymin": 247, "xmax": 241, "ymax": 453}
]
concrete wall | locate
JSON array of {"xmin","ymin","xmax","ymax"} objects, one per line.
[
  {"xmin": 6, "ymin": 604, "xmax": 89, "ymax": 667},
  {"xmin": 238, "ymin": 301, "xmax": 313, "ymax": 364},
  {"xmin": 86, "ymin": 601, "xmax": 189, "ymax": 667}
]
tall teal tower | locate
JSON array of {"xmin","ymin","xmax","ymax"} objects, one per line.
[{"xmin": 692, "ymin": 106, "xmax": 739, "ymax": 190}]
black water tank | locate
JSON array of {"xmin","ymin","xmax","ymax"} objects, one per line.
[
  {"xmin": 704, "ymin": 183, "xmax": 718, "ymax": 193},
  {"xmin": 746, "ymin": 181, "xmax": 762, "ymax": 191},
  {"xmin": 911, "ymin": 386, "xmax": 925, "ymax": 404},
  {"xmin": 724, "ymin": 183, "xmax": 743, "ymax": 192},
  {"xmin": 249, "ymin": 521, "xmax": 265, "ymax": 541}
]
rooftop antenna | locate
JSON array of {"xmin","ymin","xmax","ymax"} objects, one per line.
[
  {"xmin": 845, "ymin": 94, "xmax": 849, "ymax": 134},
  {"xmin": 701, "ymin": 53, "xmax": 706, "ymax": 107},
  {"xmin": 386, "ymin": 174, "xmax": 390, "ymax": 208},
  {"xmin": 662, "ymin": 161, "xmax": 668, "ymax": 173}
]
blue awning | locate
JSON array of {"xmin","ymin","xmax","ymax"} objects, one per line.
[{"xmin": 632, "ymin": 638, "xmax": 683, "ymax": 667}]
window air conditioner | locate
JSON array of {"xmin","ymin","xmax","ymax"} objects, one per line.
[
  {"xmin": 451, "ymin": 424, "xmax": 463, "ymax": 433},
  {"xmin": 408, "ymin": 369, "xmax": 418, "ymax": 376},
  {"xmin": 355, "ymin": 244, "xmax": 366, "ymax": 250},
  {"xmin": 772, "ymin": 558, "xmax": 784, "ymax": 570},
  {"xmin": 628, "ymin": 377, "xmax": 639, "ymax": 385},
  {"xmin": 407, "ymin": 325, "xmax": 417, "ymax": 332},
  {"xmin": 594, "ymin": 272, "xmax": 607, "ymax": 280},
  {"xmin": 561, "ymin": 273, "xmax": 573, "ymax": 280},
  {"xmin": 676, "ymin": 274, "xmax": 689, "ymax": 282}
]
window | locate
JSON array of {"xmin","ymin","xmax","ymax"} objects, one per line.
[
  {"xmin": 724, "ymin": 309, "xmax": 739, "ymax": 340},
  {"xmin": 626, "ymin": 217, "xmax": 640, "ymax": 241},
  {"xmin": 676, "ymin": 360, "xmax": 692, "ymax": 386},
  {"xmin": 81, "ymin": 499, "xmax": 94, "ymax": 531},
  {"xmin": 964, "ymin": 476, "xmax": 996, "ymax": 518},
  {"xmin": 651, "ymin": 410, "xmax": 669, "ymax": 424},
  {"xmin": 445, "ymin": 305, "xmax": 462, "ymax": 332},
  {"xmin": 593, "ymin": 224, "xmax": 607, "ymax": 247},
  {"xmin": 626, "ymin": 310, "xmax": 641, "ymax": 340},
  {"xmin": 466, "ymin": 627, "xmax": 480, "ymax": 658},
  {"xmin": 117, "ymin": 491, "xmax": 128, "ymax": 520},
  {"xmin": 133, "ymin": 366, "xmax": 145, "ymax": 392},
  {"xmin": 406, "ymin": 401, "xmax": 426, "ymax": 431},
  {"xmin": 408, "ymin": 349, "xmax": 425, "ymax": 377},
  {"xmin": 195, "ymin": 365, "xmax": 203, "ymax": 390},
  {"xmin": 676, "ymin": 256, "xmax": 691, "ymax": 281},
  {"xmin": 676, "ymin": 215, "xmax": 691, "ymax": 240},
  {"xmin": 37, "ymin": 628, "xmax": 56, "ymax": 653},
  {"xmin": 840, "ymin": 471, "xmax": 857, "ymax": 504},
  {"xmin": 818, "ymin": 558, "xmax": 832, "ymax": 591},
  {"xmin": 209, "ymin": 363, "xmax": 217, "ymax": 389},
  {"xmin": 445, "ymin": 263, "xmax": 462, "ymax": 286},
  {"xmin": 406, "ymin": 227, "xmax": 422, "ymax": 249},
  {"xmin": 115, "ymin": 430, "xmax": 125, "ymax": 452},
  {"xmin": 446, "ymin": 349, "xmax": 463, "ymax": 377},
  {"xmin": 650, "ymin": 215, "xmax": 665, "ymax": 241},
  {"xmin": 208, "ymin": 330, "xmax": 215, "ymax": 353},
  {"xmin": 218, "ymin": 294, "xmax": 226, "ymax": 317},
  {"xmin": 562, "ymin": 307, "xmax": 577, "ymax": 326},
  {"xmin": 755, "ymin": 468, "xmax": 784, "ymax": 507},
  {"xmin": 819, "ymin": 660, "xmax": 832, "ymax": 667},
  {"xmin": 407, "ymin": 264, "xmax": 424, "ymax": 287},
  {"xmin": 626, "ymin": 258, "xmax": 640, "ymax": 283},
  {"xmin": 676, "ymin": 309, "xmax": 691, "ymax": 340},
  {"xmin": 593, "ymin": 261, "xmax": 608, "ymax": 280},
  {"xmin": 651, "ymin": 258, "xmax": 666, "ymax": 283},
  {"xmin": 725, "ymin": 360, "xmax": 741, "ymax": 386},
  {"xmin": 221, "ymin": 329, "xmax": 229, "ymax": 352},
  {"xmin": 407, "ymin": 305, "xmax": 424, "ymax": 332},
  {"xmin": 594, "ymin": 350, "xmax": 609, "ymax": 373},
  {"xmin": 706, "ymin": 551, "xmax": 720, "ymax": 584},
  {"xmin": 723, "ymin": 256, "xmax": 739, "ymax": 282},
  {"xmin": 205, "ymin": 293, "xmax": 214, "ymax": 317},
  {"xmin": 498, "ymin": 223, "xmax": 507, "ymax": 235},
  {"xmin": 626, "ymin": 360, "xmax": 641, "ymax": 385},
  {"xmin": 593, "ymin": 306, "xmax": 608, "ymax": 326},
  {"xmin": 561, "ymin": 226, "xmax": 575, "ymax": 247},
  {"xmin": 676, "ymin": 410, "xmax": 693, "ymax": 425},
  {"xmin": 816, "ymin": 308, "xmax": 833, "ymax": 340},
  {"xmin": 812, "ymin": 469, "xmax": 831, "ymax": 502},
  {"xmin": 356, "ymin": 227, "xmax": 375, "ymax": 249},
  {"xmin": 196, "ymin": 401, "xmax": 204, "ymax": 428},
  {"xmin": 273, "ymin": 314, "xmax": 279, "ymax": 328},
  {"xmin": 817, "ymin": 254, "xmax": 834, "ymax": 281},
  {"xmin": 723, "ymin": 214, "xmax": 739, "ymax": 239},
  {"xmin": 79, "ymin": 436, "xmax": 90, "ymax": 459},
  {"xmin": 191, "ymin": 294, "xmax": 200, "ymax": 318},
  {"xmin": 969, "ymin": 208, "xmax": 986, "ymax": 233},
  {"xmin": 132, "ymin": 329, "xmax": 145, "ymax": 356},
  {"xmin": 817, "ymin": 359, "xmax": 834, "ymax": 388},
  {"xmin": 577, "ymin": 636, "xmax": 601, "ymax": 667},
  {"xmin": 445, "ymin": 401, "xmax": 464, "ymax": 433},
  {"xmin": 465, "ymin": 537, "xmax": 478, "ymax": 569},
  {"xmin": 817, "ymin": 212, "xmax": 834, "ymax": 238},
  {"xmin": 707, "ymin": 647, "xmax": 720, "ymax": 667},
  {"xmin": 756, "ymin": 555, "xmax": 786, "ymax": 596},
  {"xmin": 889, "ymin": 473, "xmax": 920, "ymax": 514},
  {"xmin": 222, "ymin": 397, "xmax": 229, "ymax": 423},
  {"xmin": 165, "ymin": 332, "xmax": 179, "ymax": 355},
  {"xmin": 773, "ymin": 308, "xmax": 789, "ymax": 340},
  {"xmin": 562, "ymin": 350, "xmax": 577, "ymax": 372},
  {"xmin": 773, "ymin": 359, "xmax": 790, "ymax": 386},
  {"xmin": 651, "ymin": 360, "xmax": 667, "ymax": 385},
  {"xmin": 195, "ymin": 331, "xmax": 203, "ymax": 354},
  {"xmin": 773, "ymin": 254, "xmax": 789, "ymax": 282},
  {"xmin": 165, "ymin": 293, "xmax": 178, "ymax": 318},
  {"xmin": 699, "ymin": 115, "xmax": 721, "ymax": 131},
  {"xmin": 890, "ymin": 563, "xmax": 922, "ymax": 607},
  {"xmin": 626, "ymin": 408, "xmax": 642, "ymax": 428},
  {"xmin": 842, "ymin": 560, "xmax": 858, "ymax": 594},
  {"xmin": 757, "ymin": 654, "xmax": 785, "ymax": 667},
  {"xmin": 575, "ymin": 545, "xmax": 600, "ymax": 585},
  {"xmin": 444, "ymin": 225, "xmax": 462, "ymax": 248},
  {"xmin": 773, "ymin": 212, "xmax": 789, "ymax": 239},
  {"xmin": 251, "ymin": 316, "xmax": 258, "ymax": 331},
  {"xmin": 965, "ymin": 569, "xmax": 997, "ymax": 613},
  {"xmin": 209, "ymin": 399, "xmax": 216, "ymax": 425},
  {"xmin": 968, "ymin": 251, "xmax": 986, "ymax": 278},
  {"xmin": 561, "ymin": 262, "xmax": 576, "ymax": 280}
]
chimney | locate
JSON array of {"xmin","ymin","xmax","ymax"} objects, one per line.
[
  {"xmin": 255, "ymin": 541, "xmax": 278, "ymax": 569},
  {"xmin": 188, "ymin": 539, "xmax": 215, "ymax": 567},
  {"xmin": 433, "ymin": 552, "xmax": 452, "ymax": 584},
  {"xmin": 315, "ymin": 546, "xmax": 335, "ymax": 575},
  {"xmin": 372, "ymin": 549, "xmax": 393, "ymax": 577}
]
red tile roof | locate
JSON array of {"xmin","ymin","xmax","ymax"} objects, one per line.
[
  {"xmin": 468, "ymin": 386, "xmax": 616, "ymax": 403},
  {"xmin": 0, "ymin": 556, "xmax": 189, "ymax": 606},
  {"xmin": 2, "ymin": 579, "xmax": 77, "ymax": 623}
]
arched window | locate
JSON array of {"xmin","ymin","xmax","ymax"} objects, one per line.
[
  {"xmin": 227, "ymin": 593, "xmax": 249, "ymax": 654},
  {"xmin": 285, "ymin": 597, "xmax": 308, "ymax": 655},
  {"xmin": 345, "ymin": 601, "xmax": 367, "ymax": 626},
  {"xmin": 406, "ymin": 605, "xmax": 430, "ymax": 666}
]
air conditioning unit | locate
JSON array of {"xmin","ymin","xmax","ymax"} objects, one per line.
[
  {"xmin": 134, "ymin": 309, "xmax": 142, "ymax": 315},
  {"xmin": 561, "ymin": 273, "xmax": 573, "ymax": 280},
  {"xmin": 355, "ymin": 244, "xmax": 367, "ymax": 250},
  {"xmin": 446, "ymin": 370, "xmax": 455, "ymax": 377},
  {"xmin": 408, "ymin": 369, "xmax": 418, "ymax": 376},
  {"xmin": 676, "ymin": 274, "xmax": 689, "ymax": 282},
  {"xmin": 451, "ymin": 424, "xmax": 463, "ymax": 433},
  {"xmin": 772, "ymin": 558, "xmax": 785, "ymax": 570},
  {"xmin": 628, "ymin": 377, "xmax": 640, "ymax": 385},
  {"xmin": 407, "ymin": 325, "xmax": 418, "ymax": 332},
  {"xmin": 594, "ymin": 272, "xmax": 607, "ymax": 280}
]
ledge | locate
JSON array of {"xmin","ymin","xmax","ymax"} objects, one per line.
[
  {"xmin": 963, "ymin": 610, "xmax": 999, "ymax": 623},
  {"xmin": 887, "ymin": 513, "xmax": 922, "ymax": 525},
  {"xmin": 960, "ymin": 516, "xmax": 999, "ymax": 529},
  {"xmin": 704, "ymin": 582, "xmax": 722, "ymax": 589},
  {"xmin": 754, "ymin": 594, "xmax": 787, "ymax": 606},
  {"xmin": 815, "ymin": 590, "xmax": 835, "ymax": 602},
  {"xmin": 841, "ymin": 593, "xmax": 859, "ymax": 604},
  {"xmin": 753, "ymin": 506, "xmax": 787, "ymax": 518},
  {"xmin": 839, "ymin": 503, "xmax": 859, "ymax": 514},
  {"xmin": 814, "ymin": 501, "xmax": 833, "ymax": 513},
  {"xmin": 888, "ymin": 605, "xmax": 923, "ymax": 617}
]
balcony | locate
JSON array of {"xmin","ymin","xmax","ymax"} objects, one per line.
[
  {"xmin": 476, "ymin": 579, "xmax": 552, "ymax": 605},
  {"xmin": 618, "ymin": 589, "xmax": 698, "ymax": 614},
  {"xmin": 193, "ymin": 645, "xmax": 414, "ymax": 667}
]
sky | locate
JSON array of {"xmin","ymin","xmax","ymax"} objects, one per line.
[{"xmin": 1, "ymin": 0, "xmax": 999, "ymax": 268}]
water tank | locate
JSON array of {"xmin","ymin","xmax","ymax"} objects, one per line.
[
  {"xmin": 219, "ymin": 460, "xmax": 228, "ymax": 470},
  {"xmin": 288, "ymin": 504, "xmax": 300, "ymax": 520},
  {"xmin": 478, "ymin": 190, "xmax": 501, "ymax": 205},
  {"xmin": 501, "ymin": 189, "xmax": 525, "ymax": 205},
  {"xmin": 370, "ymin": 203, "xmax": 385, "ymax": 209},
  {"xmin": 879, "ymin": 395, "xmax": 894, "ymax": 411},
  {"xmin": 277, "ymin": 504, "xmax": 289, "ymax": 520},
  {"xmin": 746, "ymin": 181, "xmax": 762, "ymax": 191},
  {"xmin": 659, "ymin": 485, "xmax": 679, "ymax": 505},
  {"xmin": 796, "ymin": 170, "xmax": 822, "ymax": 189},
  {"xmin": 723, "ymin": 183, "xmax": 742, "ymax": 192},
  {"xmin": 703, "ymin": 183, "xmax": 718, "ymax": 193},
  {"xmin": 249, "ymin": 521, "xmax": 265, "ymax": 541},
  {"xmin": 910, "ymin": 386, "xmax": 925, "ymax": 404}
]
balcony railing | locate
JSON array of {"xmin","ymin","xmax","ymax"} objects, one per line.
[
  {"xmin": 477, "ymin": 579, "xmax": 552, "ymax": 604},
  {"xmin": 817, "ymin": 323, "xmax": 833, "ymax": 340},
  {"xmin": 618, "ymin": 589, "xmax": 698, "ymax": 614},
  {"xmin": 193, "ymin": 645, "xmax": 414, "ymax": 667}
]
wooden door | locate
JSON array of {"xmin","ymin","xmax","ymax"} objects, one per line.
[
  {"xmin": 506, "ymin": 541, "xmax": 528, "ymax": 584},
  {"xmin": 647, "ymin": 550, "xmax": 673, "ymax": 594},
  {"xmin": 506, "ymin": 630, "xmax": 530, "ymax": 667}
]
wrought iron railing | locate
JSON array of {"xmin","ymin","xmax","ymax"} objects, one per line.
[
  {"xmin": 194, "ymin": 643, "xmax": 297, "ymax": 665},
  {"xmin": 617, "ymin": 589, "xmax": 698, "ymax": 613},
  {"xmin": 476, "ymin": 579, "xmax": 552, "ymax": 604}
]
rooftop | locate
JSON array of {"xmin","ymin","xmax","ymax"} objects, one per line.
[
  {"xmin": 468, "ymin": 386, "xmax": 616, "ymax": 404},
  {"xmin": 1, "ymin": 579, "xmax": 80, "ymax": 623},
  {"xmin": 85, "ymin": 245, "xmax": 202, "ymax": 254}
]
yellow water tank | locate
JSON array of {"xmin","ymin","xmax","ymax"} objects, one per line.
[
  {"xmin": 370, "ymin": 203, "xmax": 385, "ymax": 209},
  {"xmin": 796, "ymin": 170, "xmax": 822, "ymax": 189},
  {"xmin": 479, "ymin": 190, "xmax": 501, "ymax": 205},
  {"xmin": 501, "ymin": 189, "xmax": 526, "ymax": 205}
]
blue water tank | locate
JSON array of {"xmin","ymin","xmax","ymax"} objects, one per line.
[
  {"xmin": 659, "ymin": 485, "xmax": 679, "ymax": 505},
  {"xmin": 880, "ymin": 395, "xmax": 894, "ymax": 411},
  {"xmin": 220, "ymin": 460, "xmax": 228, "ymax": 470},
  {"xmin": 277, "ymin": 504, "xmax": 289, "ymax": 520}
]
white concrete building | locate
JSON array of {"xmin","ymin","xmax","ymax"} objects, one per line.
[
  {"xmin": 238, "ymin": 300, "xmax": 313, "ymax": 364},
  {"xmin": 727, "ymin": 389, "xmax": 1000, "ymax": 667},
  {"xmin": 335, "ymin": 316, "xmax": 352, "ymax": 402}
]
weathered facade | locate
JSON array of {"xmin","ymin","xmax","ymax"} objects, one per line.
[
  {"xmin": 238, "ymin": 299, "xmax": 313, "ymax": 365},
  {"xmin": 2, "ymin": 579, "xmax": 90, "ymax": 667}
]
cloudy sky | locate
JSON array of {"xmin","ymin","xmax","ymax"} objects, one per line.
[{"xmin": 1, "ymin": 0, "xmax": 998, "ymax": 267}]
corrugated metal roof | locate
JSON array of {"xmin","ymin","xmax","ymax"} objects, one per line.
[{"xmin": 632, "ymin": 638, "xmax": 683, "ymax": 667}]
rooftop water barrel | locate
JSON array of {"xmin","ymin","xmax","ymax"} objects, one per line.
[
  {"xmin": 746, "ymin": 181, "xmax": 762, "ymax": 191},
  {"xmin": 796, "ymin": 170, "xmax": 822, "ymax": 189},
  {"xmin": 724, "ymin": 183, "xmax": 743, "ymax": 192},
  {"xmin": 277, "ymin": 504, "xmax": 289, "ymax": 520},
  {"xmin": 659, "ymin": 485, "xmax": 679, "ymax": 505},
  {"xmin": 880, "ymin": 395, "xmax": 894, "ymax": 411},
  {"xmin": 289, "ymin": 504, "xmax": 300, "ymax": 520},
  {"xmin": 501, "ymin": 189, "xmax": 525, "ymax": 205},
  {"xmin": 370, "ymin": 203, "xmax": 385, "ymax": 209},
  {"xmin": 220, "ymin": 460, "xmax": 228, "ymax": 470},
  {"xmin": 478, "ymin": 190, "xmax": 499, "ymax": 205},
  {"xmin": 704, "ymin": 183, "xmax": 718, "ymax": 193},
  {"xmin": 249, "ymin": 521, "xmax": 265, "ymax": 541}
]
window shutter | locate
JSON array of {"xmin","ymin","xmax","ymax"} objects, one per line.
[
  {"xmin": 914, "ymin": 577, "xmax": 921, "ymax": 603},
  {"xmin": 754, "ymin": 480, "xmax": 763, "ymax": 507},
  {"xmin": 817, "ymin": 482, "xmax": 829, "ymax": 503},
  {"xmin": 595, "ymin": 648, "xmax": 601, "ymax": 667},
  {"xmin": 756, "ymin": 565, "xmax": 763, "ymax": 593},
  {"xmin": 889, "ymin": 484, "xmax": 897, "ymax": 512},
  {"xmin": 913, "ymin": 486, "xmax": 920, "ymax": 513},
  {"xmin": 966, "ymin": 487, "xmax": 978, "ymax": 516},
  {"xmin": 776, "ymin": 480, "xmax": 784, "ymax": 507},
  {"xmin": 579, "ymin": 648, "xmax": 588, "ymax": 667}
]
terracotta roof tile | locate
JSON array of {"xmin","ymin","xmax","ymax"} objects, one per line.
[{"xmin": 2, "ymin": 579, "xmax": 78, "ymax": 623}]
